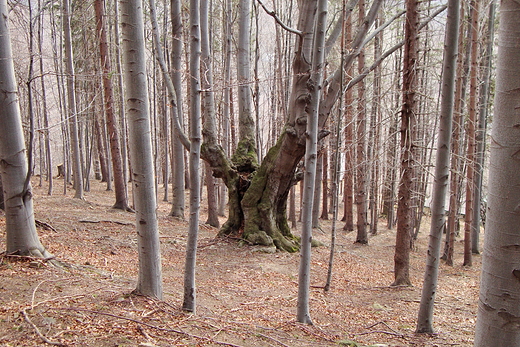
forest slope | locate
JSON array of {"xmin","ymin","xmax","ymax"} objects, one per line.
[{"xmin": 0, "ymin": 179, "xmax": 480, "ymax": 346}]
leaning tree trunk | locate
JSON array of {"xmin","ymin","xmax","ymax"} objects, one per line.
[
  {"xmin": 0, "ymin": 0, "xmax": 51, "ymax": 258},
  {"xmin": 474, "ymin": 2, "xmax": 520, "ymax": 343},
  {"xmin": 121, "ymin": 0, "xmax": 163, "ymax": 299},
  {"xmin": 415, "ymin": 0, "xmax": 459, "ymax": 332}
]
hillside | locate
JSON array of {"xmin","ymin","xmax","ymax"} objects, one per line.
[{"xmin": 0, "ymin": 179, "xmax": 480, "ymax": 346}]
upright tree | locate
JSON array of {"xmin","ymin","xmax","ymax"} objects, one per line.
[
  {"xmin": 416, "ymin": 0, "xmax": 460, "ymax": 332},
  {"xmin": 474, "ymin": 1, "xmax": 520, "ymax": 344},
  {"xmin": 94, "ymin": 0, "xmax": 131, "ymax": 211},
  {"xmin": 120, "ymin": 0, "xmax": 163, "ymax": 299},
  {"xmin": 182, "ymin": 0, "xmax": 202, "ymax": 312},
  {"xmin": 0, "ymin": 0, "xmax": 51, "ymax": 258},
  {"xmin": 297, "ymin": 0, "xmax": 327, "ymax": 324},
  {"xmin": 463, "ymin": 0, "xmax": 480, "ymax": 267},
  {"xmin": 393, "ymin": 0, "xmax": 419, "ymax": 286},
  {"xmin": 63, "ymin": 0, "xmax": 83, "ymax": 199}
]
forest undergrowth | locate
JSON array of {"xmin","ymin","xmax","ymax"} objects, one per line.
[{"xmin": 0, "ymin": 179, "xmax": 480, "ymax": 346}]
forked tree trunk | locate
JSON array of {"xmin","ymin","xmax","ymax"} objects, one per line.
[
  {"xmin": 121, "ymin": 0, "xmax": 162, "ymax": 299},
  {"xmin": 474, "ymin": 2, "xmax": 520, "ymax": 343},
  {"xmin": 0, "ymin": 0, "xmax": 51, "ymax": 258}
]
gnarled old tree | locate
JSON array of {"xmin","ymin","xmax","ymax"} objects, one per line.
[
  {"xmin": 158, "ymin": 0, "xmax": 443, "ymax": 251},
  {"xmin": 200, "ymin": 0, "xmax": 384, "ymax": 252}
]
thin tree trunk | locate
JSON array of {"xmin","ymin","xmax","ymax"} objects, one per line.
[
  {"xmin": 169, "ymin": 0, "xmax": 186, "ymax": 218},
  {"xmin": 95, "ymin": 0, "xmax": 131, "ymax": 211},
  {"xmin": 415, "ymin": 0, "xmax": 459, "ymax": 332},
  {"xmin": 297, "ymin": 0, "xmax": 327, "ymax": 325},
  {"xmin": 355, "ymin": 0, "xmax": 368, "ymax": 244},
  {"xmin": 38, "ymin": 0, "xmax": 52, "ymax": 196},
  {"xmin": 121, "ymin": 0, "xmax": 163, "ymax": 299},
  {"xmin": 471, "ymin": 2, "xmax": 494, "ymax": 254},
  {"xmin": 63, "ymin": 0, "xmax": 83, "ymax": 199},
  {"xmin": 182, "ymin": 0, "xmax": 202, "ymax": 312},
  {"xmin": 393, "ymin": 0, "xmax": 418, "ymax": 287},
  {"xmin": 463, "ymin": 0, "xmax": 480, "ymax": 267},
  {"xmin": 474, "ymin": 2, "xmax": 520, "ymax": 343},
  {"xmin": 201, "ymin": 0, "xmax": 219, "ymax": 228}
]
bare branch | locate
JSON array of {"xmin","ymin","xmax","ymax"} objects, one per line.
[{"xmin": 256, "ymin": 0, "xmax": 303, "ymax": 37}]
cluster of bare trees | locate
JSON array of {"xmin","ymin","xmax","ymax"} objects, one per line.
[{"xmin": 0, "ymin": 0, "xmax": 519, "ymax": 343}]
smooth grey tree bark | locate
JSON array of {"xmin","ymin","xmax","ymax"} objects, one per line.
[
  {"xmin": 471, "ymin": 2, "xmax": 495, "ymax": 254},
  {"xmin": 169, "ymin": 0, "xmax": 186, "ymax": 219},
  {"xmin": 474, "ymin": 1, "xmax": 520, "ymax": 344},
  {"xmin": 415, "ymin": 0, "xmax": 459, "ymax": 332},
  {"xmin": 201, "ymin": 0, "xmax": 220, "ymax": 228},
  {"xmin": 120, "ymin": 0, "xmax": 163, "ymax": 299},
  {"xmin": 182, "ymin": 0, "xmax": 202, "ymax": 313},
  {"xmin": 296, "ymin": 0, "xmax": 327, "ymax": 325},
  {"xmin": 0, "ymin": 0, "xmax": 51, "ymax": 258},
  {"xmin": 63, "ymin": 0, "xmax": 83, "ymax": 199}
]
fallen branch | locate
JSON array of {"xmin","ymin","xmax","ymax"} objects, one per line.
[
  {"xmin": 22, "ymin": 309, "xmax": 66, "ymax": 346},
  {"xmin": 79, "ymin": 219, "xmax": 134, "ymax": 226},
  {"xmin": 36, "ymin": 219, "xmax": 57, "ymax": 232}
]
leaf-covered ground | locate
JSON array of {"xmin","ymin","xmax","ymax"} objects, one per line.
[{"xmin": 0, "ymin": 179, "xmax": 480, "ymax": 346}]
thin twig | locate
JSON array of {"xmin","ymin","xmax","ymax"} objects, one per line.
[
  {"xmin": 22, "ymin": 309, "xmax": 66, "ymax": 346},
  {"xmin": 354, "ymin": 330, "xmax": 404, "ymax": 338}
]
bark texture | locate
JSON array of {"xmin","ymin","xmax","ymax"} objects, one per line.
[
  {"xmin": 0, "ymin": 0, "xmax": 51, "ymax": 258},
  {"xmin": 121, "ymin": 0, "xmax": 163, "ymax": 299},
  {"xmin": 474, "ymin": 2, "xmax": 520, "ymax": 344}
]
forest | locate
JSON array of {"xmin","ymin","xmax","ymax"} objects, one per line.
[{"xmin": 0, "ymin": 0, "xmax": 519, "ymax": 346}]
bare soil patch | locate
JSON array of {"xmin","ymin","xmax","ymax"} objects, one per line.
[{"xmin": 0, "ymin": 179, "xmax": 480, "ymax": 346}]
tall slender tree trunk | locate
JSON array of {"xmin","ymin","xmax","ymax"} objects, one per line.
[
  {"xmin": 393, "ymin": 0, "xmax": 418, "ymax": 286},
  {"xmin": 342, "ymin": 15, "xmax": 354, "ymax": 231},
  {"xmin": 416, "ymin": 0, "xmax": 459, "ymax": 332},
  {"xmin": 471, "ymin": 2, "xmax": 494, "ymax": 254},
  {"xmin": 183, "ymin": 0, "xmax": 202, "ymax": 312},
  {"xmin": 201, "ymin": 0, "xmax": 219, "ymax": 228},
  {"xmin": 355, "ymin": 0, "xmax": 368, "ymax": 244},
  {"xmin": 463, "ymin": 0, "xmax": 480, "ymax": 267},
  {"xmin": 169, "ymin": 0, "xmax": 186, "ymax": 218},
  {"xmin": 297, "ymin": 0, "xmax": 327, "ymax": 324},
  {"xmin": 121, "ymin": 0, "xmax": 163, "ymax": 299},
  {"xmin": 63, "ymin": 0, "xmax": 83, "ymax": 199},
  {"xmin": 95, "ymin": 0, "xmax": 131, "ymax": 211},
  {"xmin": 474, "ymin": 2, "xmax": 520, "ymax": 343},
  {"xmin": 38, "ymin": 0, "xmax": 52, "ymax": 196}
]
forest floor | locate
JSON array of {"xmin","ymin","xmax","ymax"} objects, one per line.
[{"xmin": 0, "ymin": 179, "xmax": 480, "ymax": 347}]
